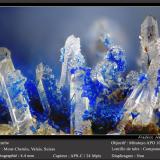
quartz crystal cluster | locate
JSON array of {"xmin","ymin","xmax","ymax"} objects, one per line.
[
  {"xmin": 118, "ymin": 16, "xmax": 160, "ymax": 134},
  {"xmin": 1, "ymin": 16, "xmax": 160, "ymax": 135}
]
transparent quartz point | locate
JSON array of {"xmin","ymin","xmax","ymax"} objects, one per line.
[
  {"xmin": 5, "ymin": 70, "xmax": 33, "ymax": 135},
  {"xmin": 36, "ymin": 63, "xmax": 51, "ymax": 115},
  {"xmin": 59, "ymin": 35, "xmax": 82, "ymax": 88},
  {"xmin": 70, "ymin": 70, "xmax": 89, "ymax": 135},
  {"xmin": 0, "ymin": 48, "xmax": 32, "ymax": 135},
  {"xmin": 59, "ymin": 35, "xmax": 90, "ymax": 135}
]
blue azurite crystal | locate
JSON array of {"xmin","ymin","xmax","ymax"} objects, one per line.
[
  {"xmin": 131, "ymin": 112, "xmax": 140, "ymax": 119},
  {"xmin": 64, "ymin": 34, "xmax": 129, "ymax": 134},
  {"xmin": 35, "ymin": 63, "xmax": 70, "ymax": 133},
  {"xmin": 0, "ymin": 96, "xmax": 11, "ymax": 124},
  {"xmin": 74, "ymin": 42, "xmax": 128, "ymax": 133},
  {"xmin": 155, "ymin": 109, "xmax": 160, "ymax": 127},
  {"xmin": 155, "ymin": 69, "xmax": 160, "ymax": 96},
  {"xmin": 138, "ymin": 73, "xmax": 148, "ymax": 84},
  {"xmin": 93, "ymin": 45, "xmax": 127, "ymax": 92}
]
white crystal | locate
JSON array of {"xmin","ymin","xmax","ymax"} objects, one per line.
[
  {"xmin": 139, "ymin": 16, "xmax": 159, "ymax": 72},
  {"xmin": 0, "ymin": 48, "xmax": 32, "ymax": 134},
  {"xmin": 0, "ymin": 48, "xmax": 15, "ymax": 76},
  {"xmin": 70, "ymin": 70, "xmax": 89, "ymax": 135},
  {"xmin": 59, "ymin": 35, "xmax": 85, "ymax": 88},
  {"xmin": 59, "ymin": 35, "xmax": 89, "ymax": 134},
  {"xmin": 36, "ymin": 63, "xmax": 51, "ymax": 115},
  {"xmin": 125, "ymin": 71, "xmax": 139, "ymax": 89}
]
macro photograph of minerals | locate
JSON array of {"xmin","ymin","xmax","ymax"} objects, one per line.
[{"xmin": 0, "ymin": 7, "xmax": 160, "ymax": 135}]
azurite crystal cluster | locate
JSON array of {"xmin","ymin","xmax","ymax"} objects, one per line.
[
  {"xmin": 75, "ymin": 44, "xmax": 127, "ymax": 134},
  {"xmin": 1, "ymin": 15, "xmax": 160, "ymax": 135}
]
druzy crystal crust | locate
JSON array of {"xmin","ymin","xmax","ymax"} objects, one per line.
[{"xmin": 1, "ymin": 16, "xmax": 160, "ymax": 135}]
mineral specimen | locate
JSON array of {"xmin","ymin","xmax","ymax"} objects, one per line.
[{"xmin": 1, "ymin": 16, "xmax": 160, "ymax": 135}]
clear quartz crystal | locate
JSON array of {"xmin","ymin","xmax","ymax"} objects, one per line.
[
  {"xmin": 125, "ymin": 71, "xmax": 139, "ymax": 89},
  {"xmin": 0, "ymin": 48, "xmax": 15, "ymax": 76},
  {"xmin": 0, "ymin": 48, "xmax": 32, "ymax": 134},
  {"xmin": 0, "ymin": 73, "xmax": 16, "ymax": 126},
  {"xmin": 36, "ymin": 63, "xmax": 51, "ymax": 115},
  {"xmin": 139, "ymin": 16, "xmax": 159, "ymax": 72},
  {"xmin": 59, "ymin": 35, "xmax": 90, "ymax": 135},
  {"xmin": 6, "ymin": 70, "xmax": 32, "ymax": 134},
  {"xmin": 70, "ymin": 71, "xmax": 89, "ymax": 135},
  {"xmin": 59, "ymin": 35, "xmax": 82, "ymax": 88},
  {"xmin": 123, "ymin": 16, "xmax": 160, "ymax": 127}
]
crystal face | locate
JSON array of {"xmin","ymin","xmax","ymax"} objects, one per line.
[
  {"xmin": 59, "ymin": 35, "xmax": 85, "ymax": 88},
  {"xmin": 1, "ymin": 15, "xmax": 160, "ymax": 135},
  {"xmin": 36, "ymin": 63, "xmax": 51, "ymax": 115},
  {"xmin": 0, "ymin": 49, "xmax": 32, "ymax": 135}
]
